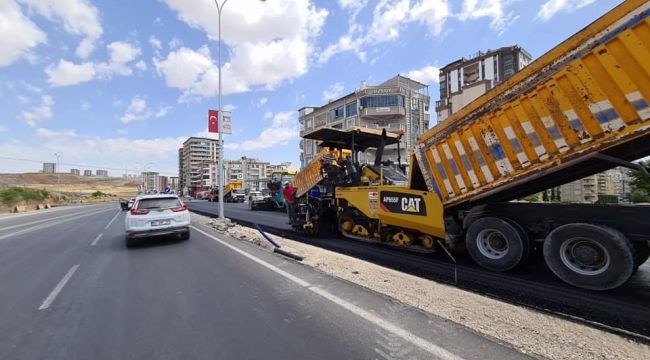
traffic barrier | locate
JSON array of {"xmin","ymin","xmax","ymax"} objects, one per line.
[{"xmin": 13, "ymin": 205, "xmax": 26, "ymax": 213}]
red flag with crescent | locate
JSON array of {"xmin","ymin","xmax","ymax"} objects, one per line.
[{"xmin": 208, "ymin": 109, "xmax": 219, "ymax": 133}]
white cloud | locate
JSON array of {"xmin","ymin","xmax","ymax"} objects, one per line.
[
  {"xmin": 80, "ymin": 100, "xmax": 91, "ymax": 110},
  {"xmin": 538, "ymin": 0, "xmax": 596, "ymax": 21},
  {"xmin": 157, "ymin": 0, "xmax": 327, "ymax": 99},
  {"xmin": 22, "ymin": 81, "xmax": 42, "ymax": 93},
  {"xmin": 254, "ymin": 97, "xmax": 268, "ymax": 107},
  {"xmin": 135, "ymin": 60, "xmax": 147, "ymax": 71},
  {"xmin": 21, "ymin": 95, "xmax": 54, "ymax": 127},
  {"xmin": 36, "ymin": 127, "xmax": 77, "ymax": 139},
  {"xmin": 168, "ymin": 37, "xmax": 182, "ymax": 49},
  {"xmin": 120, "ymin": 96, "xmax": 170, "ymax": 124},
  {"xmin": 222, "ymin": 104, "xmax": 237, "ymax": 112},
  {"xmin": 18, "ymin": 0, "xmax": 103, "ymax": 58},
  {"xmin": 0, "ymin": 0, "xmax": 46, "ymax": 67},
  {"xmin": 17, "ymin": 95, "xmax": 29, "ymax": 104},
  {"xmin": 457, "ymin": 0, "xmax": 519, "ymax": 36},
  {"xmin": 45, "ymin": 41, "xmax": 142, "ymax": 86},
  {"xmin": 45, "ymin": 59, "xmax": 96, "ymax": 86},
  {"xmin": 0, "ymin": 135, "xmax": 187, "ymax": 175},
  {"xmin": 120, "ymin": 97, "xmax": 147, "ymax": 124},
  {"xmin": 406, "ymin": 65, "xmax": 440, "ymax": 85},
  {"xmin": 226, "ymin": 111, "xmax": 298, "ymax": 151},
  {"xmin": 321, "ymin": 0, "xmax": 518, "ymax": 63},
  {"xmin": 322, "ymin": 82, "xmax": 345, "ymax": 101},
  {"xmin": 149, "ymin": 35, "xmax": 162, "ymax": 50},
  {"xmin": 0, "ymin": 126, "xmax": 8, "ymax": 133}
]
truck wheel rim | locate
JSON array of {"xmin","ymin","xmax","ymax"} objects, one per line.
[
  {"xmin": 476, "ymin": 229, "xmax": 509, "ymax": 259},
  {"xmin": 559, "ymin": 237, "xmax": 610, "ymax": 276}
]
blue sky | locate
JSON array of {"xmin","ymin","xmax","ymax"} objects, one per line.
[{"xmin": 0, "ymin": 0, "xmax": 622, "ymax": 176}]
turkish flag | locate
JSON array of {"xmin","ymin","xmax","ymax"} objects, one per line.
[{"xmin": 208, "ymin": 110, "xmax": 219, "ymax": 133}]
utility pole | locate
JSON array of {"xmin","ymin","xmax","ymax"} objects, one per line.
[
  {"xmin": 54, "ymin": 153, "xmax": 61, "ymax": 202},
  {"xmin": 212, "ymin": 0, "xmax": 266, "ymax": 219}
]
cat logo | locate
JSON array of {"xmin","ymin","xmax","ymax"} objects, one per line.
[
  {"xmin": 379, "ymin": 191, "xmax": 427, "ymax": 216},
  {"xmin": 401, "ymin": 197, "xmax": 422, "ymax": 213}
]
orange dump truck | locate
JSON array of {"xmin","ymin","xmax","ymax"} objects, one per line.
[{"xmin": 409, "ymin": 0, "xmax": 650, "ymax": 290}]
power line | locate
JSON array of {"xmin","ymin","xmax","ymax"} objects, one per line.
[{"xmin": 0, "ymin": 155, "xmax": 177, "ymax": 177}]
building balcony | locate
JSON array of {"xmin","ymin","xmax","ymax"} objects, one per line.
[{"xmin": 359, "ymin": 106, "xmax": 406, "ymax": 118}]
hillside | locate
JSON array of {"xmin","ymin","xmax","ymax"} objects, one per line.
[{"xmin": 0, "ymin": 173, "xmax": 140, "ymax": 197}]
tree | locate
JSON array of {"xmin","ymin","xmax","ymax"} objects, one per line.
[
  {"xmin": 629, "ymin": 189, "xmax": 650, "ymax": 203},
  {"xmin": 629, "ymin": 160, "xmax": 650, "ymax": 192},
  {"xmin": 628, "ymin": 160, "xmax": 650, "ymax": 203},
  {"xmin": 596, "ymin": 194, "xmax": 618, "ymax": 204}
]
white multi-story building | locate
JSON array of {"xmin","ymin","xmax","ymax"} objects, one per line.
[
  {"xmin": 214, "ymin": 157, "xmax": 270, "ymax": 192},
  {"xmin": 178, "ymin": 137, "xmax": 221, "ymax": 195},
  {"xmin": 435, "ymin": 46, "xmax": 532, "ymax": 122},
  {"xmin": 43, "ymin": 162, "xmax": 56, "ymax": 173},
  {"xmin": 141, "ymin": 172, "xmax": 160, "ymax": 193},
  {"xmin": 298, "ymin": 75, "xmax": 430, "ymax": 168}
]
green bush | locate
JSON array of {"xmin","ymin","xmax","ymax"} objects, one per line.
[
  {"xmin": 91, "ymin": 191, "xmax": 105, "ymax": 197},
  {"xmin": 0, "ymin": 187, "xmax": 50, "ymax": 205}
]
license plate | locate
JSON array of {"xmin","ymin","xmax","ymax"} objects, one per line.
[{"xmin": 151, "ymin": 220, "xmax": 171, "ymax": 226}]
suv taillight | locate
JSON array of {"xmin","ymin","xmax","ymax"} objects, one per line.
[
  {"xmin": 130, "ymin": 208, "xmax": 149, "ymax": 215},
  {"xmin": 171, "ymin": 204, "xmax": 187, "ymax": 212}
]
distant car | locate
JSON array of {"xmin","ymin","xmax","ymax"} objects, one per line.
[
  {"xmin": 125, "ymin": 194, "xmax": 190, "ymax": 247},
  {"xmin": 119, "ymin": 198, "xmax": 129, "ymax": 211},
  {"xmin": 248, "ymin": 191, "xmax": 265, "ymax": 202}
]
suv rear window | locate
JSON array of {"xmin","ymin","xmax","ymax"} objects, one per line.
[{"xmin": 136, "ymin": 197, "xmax": 181, "ymax": 210}]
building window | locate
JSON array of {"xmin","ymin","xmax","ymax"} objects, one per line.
[
  {"xmin": 345, "ymin": 117, "xmax": 356, "ymax": 128},
  {"xmin": 503, "ymin": 53, "xmax": 515, "ymax": 79},
  {"xmin": 439, "ymin": 79, "xmax": 447, "ymax": 99},
  {"xmin": 359, "ymin": 95, "xmax": 404, "ymax": 108},
  {"xmin": 329, "ymin": 105, "xmax": 344, "ymax": 121},
  {"xmin": 345, "ymin": 102, "xmax": 357, "ymax": 117},
  {"xmin": 306, "ymin": 119, "xmax": 313, "ymax": 129}
]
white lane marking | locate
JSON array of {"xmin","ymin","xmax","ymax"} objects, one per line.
[
  {"xmin": 91, "ymin": 233, "xmax": 103, "ymax": 246},
  {"xmin": 38, "ymin": 264, "xmax": 79, "ymax": 310},
  {"xmin": 309, "ymin": 286, "xmax": 463, "ymax": 360},
  {"xmin": 0, "ymin": 207, "xmax": 109, "ymax": 232},
  {"xmin": 0, "ymin": 208, "xmax": 114, "ymax": 241},
  {"xmin": 191, "ymin": 225, "xmax": 463, "ymax": 360},
  {"xmin": 104, "ymin": 210, "xmax": 121, "ymax": 230}
]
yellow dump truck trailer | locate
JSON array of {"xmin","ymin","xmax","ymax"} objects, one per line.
[
  {"xmin": 291, "ymin": 0, "xmax": 650, "ymax": 291},
  {"xmin": 416, "ymin": 0, "xmax": 650, "ymax": 210}
]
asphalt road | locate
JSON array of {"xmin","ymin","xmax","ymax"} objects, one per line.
[{"xmin": 0, "ymin": 203, "xmax": 529, "ymax": 360}]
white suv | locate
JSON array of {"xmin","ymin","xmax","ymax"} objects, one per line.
[{"xmin": 125, "ymin": 194, "xmax": 190, "ymax": 247}]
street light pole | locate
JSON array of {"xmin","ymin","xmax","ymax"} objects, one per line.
[
  {"xmin": 214, "ymin": 0, "xmax": 228, "ymax": 219},
  {"xmin": 54, "ymin": 153, "xmax": 61, "ymax": 202},
  {"xmin": 213, "ymin": 0, "xmax": 265, "ymax": 219}
]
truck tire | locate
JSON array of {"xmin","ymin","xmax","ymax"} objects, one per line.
[
  {"xmin": 465, "ymin": 217, "xmax": 528, "ymax": 271},
  {"xmin": 543, "ymin": 223, "xmax": 634, "ymax": 291}
]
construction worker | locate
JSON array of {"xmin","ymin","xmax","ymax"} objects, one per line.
[{"xmin": 283, "ymin": 182, "xmax": 296, "ymax": 224}]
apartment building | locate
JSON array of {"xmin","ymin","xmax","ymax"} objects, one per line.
[
  {"xmin": 178, "ymin": 137, "xmax": 221, "ymax": 195},
  {"xmin": 83, "ymin": 170, "xmax": 93, "ymax": 176},
  {"xmin": 96, "ymin": 169, "xmax": 108, "ymax": 177},
  {"xmin": 435, "ymin": 46, "xmax": 532, "ymax": 122},
  {"xmin": 169, "ymin": 177, "xmax": 179, "ymax": 193},
  {"xmin": 561, "ymin": 167, "xmax": 632, "ymax": 203},
  {"xmin": 212, "ymin": 157, "xmax": 270, "ymax": 192},
  {"xmin": 43, "ymin": 162, "xmax": 56, "ymax": 173},
  {"xmin": 159, "ymin": 176, "xmax": 169, "ymax": 192},
  {"xmin": 266, "ymin": 162, "xmax": 291, "ymax": 177},
  {"xmin": 141, "ymin": 171, "xmax": 160, "ymax": 193},
  {"xmin": 70, "ymin": 168, "xmax": 81, "ymax": 176},
  {"xmin": 298, "ymin": 75, "xmax": 430, "ymax": 168}
]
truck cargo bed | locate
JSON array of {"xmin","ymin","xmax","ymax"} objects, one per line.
[{"xmin": 416, "ymin": 0, "xmax": 650, "ymax": 210}]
